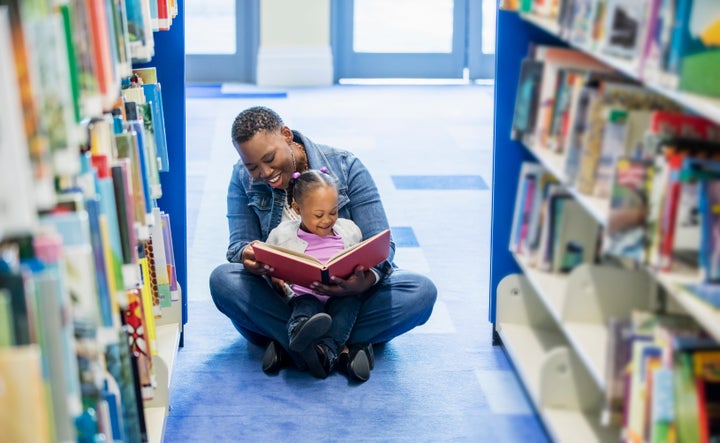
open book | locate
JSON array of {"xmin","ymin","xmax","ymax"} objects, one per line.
[{"xmin": 253, "ymin": 229, "xmax": 391, "ymax": 287}]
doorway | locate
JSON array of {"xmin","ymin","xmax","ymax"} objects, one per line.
[
  {"xmin": 184, "ymin": 0, "xmax": 495, "ymax": 84},
  {"xmin": 185, "ymin": 0, "xmax": 259, "ymax": 84},
  {"xmin": 332, "ymin": 0, "xmax": 495, "ymax": 81}
]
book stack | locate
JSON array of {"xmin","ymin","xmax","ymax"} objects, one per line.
[{"xmin": 0, "ymin": 1, "xmax": 182, "ymax": 442}]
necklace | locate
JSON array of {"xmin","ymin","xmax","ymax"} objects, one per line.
[{"xmin": 291, "ymin": 141, "xmax": 308, "ymax": 173}]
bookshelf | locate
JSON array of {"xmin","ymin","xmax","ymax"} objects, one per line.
[
  {"xmin": 489, "ymin": 6, "xmax": 720, "ymax": 442},
  {"xmin": 0, "ymin": 1, "xmax": 185, "ymax": 442}
]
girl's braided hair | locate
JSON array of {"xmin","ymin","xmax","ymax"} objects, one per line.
[{"xmin": 287, "ymin": 168, "xmax": 335, "ymax": 207}]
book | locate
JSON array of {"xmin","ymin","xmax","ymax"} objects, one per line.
[
  {"xmin": 511, "ymin": 57, "xmax": 544, "ymax": 142},
  {"xmin": 0, "ymin": 346, "xmax": 52, "ymax": 443},
  {"xmin": 0, "ymin": 4, "xmax": 37, "ymax": 240},
  {"xmin": 602, "ymin": 317, "xmax": 634, "ymax": 427},
  {"xmin": 551, "ymin": 198, "xmax": 600, "ymax": 272},
  {"xmin": 601, "ymin": 0, "xmax": 649, "ymax": 60},
  {"xmin": 603, "ymin": 157, "xmax": 654, "ymax": 262},
  {"xmin": 593, "ymin": 107, "xmax": 629, "ymax": 199},
  {"xmin": 699, "ymin": 177, "xmax": 720, "ymax": 281},
  {"xmin": 253, "ymin": 229, "xmax": 391, "ymax": 287},
  {"xmin": 532, "ymin": 46, "xmax": 611, "ymax": 148},
  {"xmin": 667, "ymin": 0, "xmax": 720, "ymax": 98}
]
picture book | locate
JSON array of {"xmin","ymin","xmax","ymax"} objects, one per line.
[
  {"xmin": 510, "ymin": 162, "xmax": 545, "ymax": 253},
  {"xmin": 532, "ymin": 46, "xmax": 611, "ymax": 148},
  {"xmin": 575, "ymin": 81, "xmax": 679, "ymax": 195},
  {"xmin": 511, "ymin": 57, "xmax": 544, "ymax": 142},
  {"xmin": 649, "ymin": 366, "xmax": 676, "ymax": 442},
  {"xmin": 692, "ymin": 350, "xmax": 720, "ymax": 441},
  {"xmin": 625, "ymin": 340, "xmax": 663, "ymax": 443},
  {"xmin": 699, "ymin": 177, "xmax": 720, "ymax": 281},
  {"xmin": 601, "ymin": 0, "xmax": 649, "ymax": 60},
  {"xmin": 602, "ymin": 317, "xmax": 634, "ymax": 427},
  {"xmin": 674, "ymin": 351, "xmax": 703, "ymax": 443},
  {"xmin": 668, "ymin": 0, "xmax": 720, "ymax": 98},
  {"xmin": 253, "ymin": 229, "xmax": 391, "ymax": 287},
  {"xmin": 659, "ymin": 153, "xmax": 720, "ymax": 273},
  {"xmin": 594, "ymin": 108, "xmax": 629, "ymax": 199},
  {"xmin": 603, "ymin": 157, "xmax": 653, "ymax": 263},
  {"xmin": 622, "ymin": 109, "xmax": 654, "ymax": 159},
  {"xmin": 642, "ymin": 0, "xmax": 677, "ymax": 84},
  {"xmin": 551, "ymin": 198, "xmax": 600, "ymax": 272},
  {"xmin": 535, "ymin": 186, "xmax": 572, "ymax": 270}
]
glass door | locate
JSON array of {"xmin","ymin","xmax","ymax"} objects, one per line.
[
  {"xmin": 185, "ymin": 0, "xmax": 259, "ymax": 83},
  {"xmin": 332, "ymin": 0, "xmax": 495, "ymax": 81}
]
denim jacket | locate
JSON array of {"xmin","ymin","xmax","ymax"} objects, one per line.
[{"xmin": 225, "ymin": 131, "xmax": 395, "ymax": 281}]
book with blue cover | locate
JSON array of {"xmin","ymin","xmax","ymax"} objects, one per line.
[{"xmin": 667, "ymin": 0, "xmax": 720, "ymax": 97}]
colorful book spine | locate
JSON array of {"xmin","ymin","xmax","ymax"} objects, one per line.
[
  {"xmin": 0, "ymin": 346, "xmax": 53, "ymax": 443},
  {"xmin": 161, "ymin": 212, "xmax": 179, "ymax": 298},
  {"xmin": 151, "ymin": 207, "xmax": 172, "ymax": 308}
]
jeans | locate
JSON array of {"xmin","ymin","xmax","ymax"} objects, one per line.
[
  {"xmin": 288, "ymin": 293, "xmax": 361, "ymax": 360},
  {"xmin": 209, "ymin": 263, "xmax": 437, "ymax": 366}
]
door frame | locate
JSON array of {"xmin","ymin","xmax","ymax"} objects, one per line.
[
  {"xmin": 185, "ymin": 0, "xmax": 259, "ymax": 84},
  {"xmin": 331, "ymin": 0, "xmax": 468, "ymax": 81}
]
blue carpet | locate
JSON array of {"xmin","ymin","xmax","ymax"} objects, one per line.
[
  {"xmin": 176, "ymin": 85, "xmax": 549, "ymax": 443},
  {"xmin": 391, "ymin": 175, "xmax": 489, "ymax": 190}
]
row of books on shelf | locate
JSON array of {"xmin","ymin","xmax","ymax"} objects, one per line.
[
  {"xmin": 0, "ymin": 0, "xmax": 174, "ymax": 217},
  {"xmin": 602, "ymin": 310, "xmax": 719, "ymax": 443},
  {"xmin": 516, "ymin": 0, "xmax": 720, "ymax": 99},
  {"xmin": 0, "ymin": 1, "xmax": 180, "ymax": 442},
  {"xmin": 510, "ymin": 41, "xmax": 720, "ymax": 305},
  {"xmin": 511, "ymin": 155, "xmax": 720, "ymax": 311}
]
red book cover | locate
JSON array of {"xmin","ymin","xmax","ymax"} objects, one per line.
[
  {"xmin": 253, "ymin": 229, "xmax": 391, "ymax": 287},
  {"xmin": 649, "ymin": 111, "xmax": 720, "ymax": 142},
  {"xmin": 157, "ymin": 0, "xmax": 170, "ymax": 31},
  {"xmin": 85, "ymin": 0, "xmax": 114, "ymax": 99}
]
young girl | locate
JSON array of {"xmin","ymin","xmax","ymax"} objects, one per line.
[{"xmin": 264, "ymin": 168, "xmax": 373, "ymax": 381}]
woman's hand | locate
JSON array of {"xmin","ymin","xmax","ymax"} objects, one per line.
[
  {"xmin": 241, "ymin": 241, "xmax": 274, "ymax": 276},
  {"xmin": 310, "ymin": 266, "xmax": 375, "ymax": 297}
]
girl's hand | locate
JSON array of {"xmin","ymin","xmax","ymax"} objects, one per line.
[
  {"xmin": 242, "ymin": 242, "xmax": 274, "ymax": 276},
  {"xmin": 310, "ymin": 266, "xmax": 374, "ymax": 297}
]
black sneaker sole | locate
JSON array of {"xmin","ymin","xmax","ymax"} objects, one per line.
[{"xmin": 288, "ymin": 313, "xmax": 332, "ymax": 352}]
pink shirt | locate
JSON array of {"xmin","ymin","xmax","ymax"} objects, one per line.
[{"xmin": 292, "ymin": 229, "xmax": 345, "ymax": 301}]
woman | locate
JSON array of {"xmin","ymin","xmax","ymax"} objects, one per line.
[{"xmin": 209, "ymin": 106, "xmax": 437, "ymax": 375}]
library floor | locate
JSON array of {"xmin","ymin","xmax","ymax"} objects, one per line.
[{"xmin": 165, "ymin": 84, "xmax": 550, "ymax": 442}]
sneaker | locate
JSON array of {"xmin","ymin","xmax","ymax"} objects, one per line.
[
  {"xmin": 338, "ymin": 343, "xmax": 373, "ymax": 382},
  {"xmin": 302, "ymin": 343, "xmax": 334, "ymax": 379},
  {"xmin": 262, "ymin": 341, "xmax": 292, "ymax": 374},
  {"xmin": 288, "ymin": 313, "xmax": 332, "ymax": 352}
]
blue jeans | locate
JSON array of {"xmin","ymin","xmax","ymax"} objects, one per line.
[
  {"xmin": 209, "ymin": 263, "xmax": 437, "ymax": 366},
  {"xmin": 288, "ymin": 293, "xmax": 361, "ymax": 361}
]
